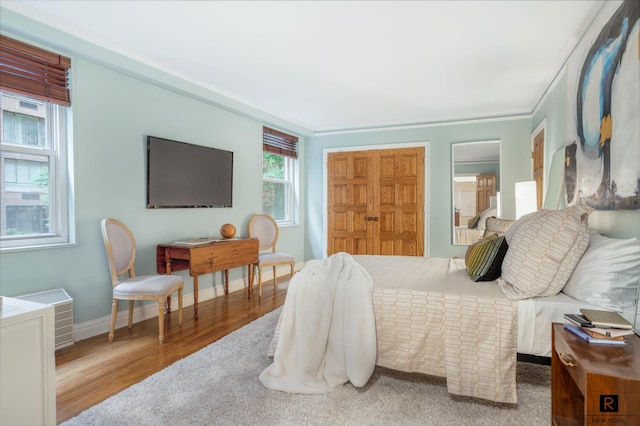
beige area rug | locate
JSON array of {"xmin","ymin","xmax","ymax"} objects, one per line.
[{"xmin": 61, "ymin": 308, "xmax": 551, "ymax": 425}]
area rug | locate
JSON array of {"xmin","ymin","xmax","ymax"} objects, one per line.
[{"xmin": 61, "ymin": 309, "xmax": 551, "ymax": 425}]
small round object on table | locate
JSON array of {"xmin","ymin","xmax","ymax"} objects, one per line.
[{"xmin": 220, "ymin": 223, "xmax": 236, "ymax": 239}]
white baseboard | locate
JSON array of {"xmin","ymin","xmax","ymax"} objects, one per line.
[{"xmin": 72, "ymin": 262, "xmax": 301, "ymax": 343}]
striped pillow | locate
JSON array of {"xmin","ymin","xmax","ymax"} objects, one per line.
[{"xmin": 465, "ymin": 234, "xmax": 509, "ymax": 282}]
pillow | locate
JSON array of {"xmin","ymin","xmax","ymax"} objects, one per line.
[
  {"xmin": 497, "ymin": 204, "xmax": 593, "ymax": 300},
  {"xmin": 468, "ymin": 215, "xmax": 481, "ymax": 229},
  {"xmin": 465, "ymin": 233, "xmax": 509, "ymax": 282},
  {"xmin": 504, "ymin": 209, "xmax": 540, "ymax": 244},
  {"xmin": 483, "ymin": 217, "xmax": 515, "ymax": 238},
  {"xmin": 562, "ymin": 232, "xmax": 640, "ymax": 311},
  {"xmin": 477, "ymin": 208, "xmax": 497, "ymax": 230}
]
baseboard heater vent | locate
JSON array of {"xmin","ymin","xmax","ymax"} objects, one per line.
[{"xmin": 16, "ymin": 288, "xmax": 74, "ymax": 350}]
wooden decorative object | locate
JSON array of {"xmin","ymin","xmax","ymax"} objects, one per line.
[{"xmin": 220, "ymin": 223, "xmax": 236, "ymax": 239}]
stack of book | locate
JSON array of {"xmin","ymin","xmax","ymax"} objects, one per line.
[{"xmin": 563, "ymin": 309, "xmax": 634, "ymax": 346}]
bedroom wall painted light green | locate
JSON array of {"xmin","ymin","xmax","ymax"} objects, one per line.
[
  {"xmin": 0, "ymin": 10, "xmax": 307, "ymax": 324},
  {"xmin": 304, "ymin": 118, "xmax": 533, "ymax": 260},
  {"xmin": 0, "ymin": 56, "xmax": 306, "ymax": 323}
]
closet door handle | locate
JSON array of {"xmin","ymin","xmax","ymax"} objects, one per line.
[
  {"xmin": 367, "ymin": 216, "xmax": 373, "ymax": 221},
  {"xmin": 373, "ymin": 216, "xmax": 379, "ymax": 221}
]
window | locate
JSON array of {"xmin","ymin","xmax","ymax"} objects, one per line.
[
  {"xmin": 262, "ymin": 127, "xmax": 298, "ymax": 224},
  {"xmin": 0, "ymin": 36, "xmax": 73, "ymax": 250}
]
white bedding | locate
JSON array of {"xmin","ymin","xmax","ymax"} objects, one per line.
[
  {"xmin": 260, "ymin": 253, "xmax": 377, "ymax": 393},
  {"xmin": 267, "ymin": 254, "xmax": 519, "ymax": 403},
  {"xmin": 517, "ymin": 292, "xmax": 604, "ymax": 356},
  {"xmin": 264, "ymin": 252, "xmax": 631, "ymax": 403},
  {"xmin": 455, "ymin": 226, "xmax": 484, "ymax": 244}
]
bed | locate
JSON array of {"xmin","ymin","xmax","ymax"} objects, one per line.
[
  {"xmin": 261, "ymin": 205, "xmax": 640, "ymax": 404},
  {"xmin": 454, "ymin": 226, "xmax": 484, "ymax": 244},
  {"xmin": 454, "ymin": 207, "xmax": 497, "ymax": 244}
]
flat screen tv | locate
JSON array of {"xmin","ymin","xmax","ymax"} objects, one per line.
[{"xmin": 146, "ymin": 136, "xmax": 233, "ymax": 208}]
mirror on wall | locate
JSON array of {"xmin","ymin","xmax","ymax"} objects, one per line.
[{"xmin": 452, "ymin": 141, "xmax": 501, "ymax": 245}]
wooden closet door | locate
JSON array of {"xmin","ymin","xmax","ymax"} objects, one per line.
[
  {"xmin": 533, "ymin": 129, "xmax": 544, "ymax": 210},
  {"xmin": 327, "ymin": 151, "xmax": 375, "ymax": 255},
  {"xmin": 375, "ymin": 148, "xmax": 424, "ymax": 256},
  {"xmin": 327, "ymin": 147, "xmax": 424, "ymax": 256}
]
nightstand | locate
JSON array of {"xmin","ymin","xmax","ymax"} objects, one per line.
[{"xmin": 551, "ymin": 323, "xmax": 640, "ymax": 426}]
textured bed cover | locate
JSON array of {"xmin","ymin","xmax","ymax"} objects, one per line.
[
  {"xmin": 354, "ymin": 255, "xmax": 602, "ymax": 358},
  {"xmin": 354, "ymin": 255, "xmax": 518, "ymax": 403}
]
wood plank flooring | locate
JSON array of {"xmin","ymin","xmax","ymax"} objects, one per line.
[{"xmin": 55, "ymin": 281, "xmax": 288, "ymax": 424}]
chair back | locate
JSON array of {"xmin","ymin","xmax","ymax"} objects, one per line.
[
  {"xmin": 101, "ymin": 218, "xmax": 137, "ymax": 286},
  {"xmin": 248, "ymin": 214, "xmax": 279, "ymax": 252}
]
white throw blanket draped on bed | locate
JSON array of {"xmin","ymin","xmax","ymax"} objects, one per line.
[{"xmin": 259, "ymin": 252, "xmax": 377, "ymax": 394}]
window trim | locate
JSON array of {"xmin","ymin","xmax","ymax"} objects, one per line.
[
  {"xmin": 0, "ymin": 92, "xmax": 75, "ymax": 251},
  {"xmin": 262, "ymin": 154, "xmax": 297, "ymax": 226},
  {"xmin": 262, "ymin": 126, "xmax": 299, "ymax": 226}
]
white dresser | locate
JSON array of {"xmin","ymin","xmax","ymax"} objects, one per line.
[{"xmin": 0, "ymin": 296, "xmax": 56, "ymax": 426}]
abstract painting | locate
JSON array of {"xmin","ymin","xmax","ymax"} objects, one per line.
[{"xmin": 565, "ymin": 0, "xmax": 639, "ymax": 210}]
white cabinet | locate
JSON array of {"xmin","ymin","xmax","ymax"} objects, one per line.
[{"xmin": 0, "ymin": 296, "xmax": 56, "ymax": 426}]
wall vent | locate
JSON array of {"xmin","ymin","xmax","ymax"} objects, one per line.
[{"xmin": 16, "ymin": 288, "xmax": 74, "ymax": 349}]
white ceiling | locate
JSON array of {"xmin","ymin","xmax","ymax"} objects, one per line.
[{"xmin": 2, "ymin": 1, "xmax": 603, "ymax": 134}]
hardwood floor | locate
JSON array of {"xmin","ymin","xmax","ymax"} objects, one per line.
[{"xmin": 55, "ymin": 281, "xmax": 288, "ymax": 424}]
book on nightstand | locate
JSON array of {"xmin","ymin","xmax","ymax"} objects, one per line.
[
  {"xmin": 580, "ymin": 308, "xmax": 633, "ymax": 329},
  {"xmin": 563, "ymin": 323, "xmax": 626, "ymax": 345},
  {"xmin": 563, "ymin": 313, "xmax": 592, "ymax": 327}
]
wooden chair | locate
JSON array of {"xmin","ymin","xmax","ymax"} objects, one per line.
[
  {"xmin": 100, "ymin": 218, "xmax": 183, "ymax": 344},
  {"xmin": 248, "ymin": 214, "xmax": 295, "ymax": 296}
]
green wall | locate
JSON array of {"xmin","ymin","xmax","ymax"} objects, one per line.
[
  {"xmin": 303, "ymin": 118, "xmax": 533, "ymax": 260},
  {"xmin": 0, "ymin": 12, "xmax": 306, "ymax": 324}
]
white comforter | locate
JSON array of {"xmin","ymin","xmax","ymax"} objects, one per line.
[{"xmin": 259, "ymin": 252, "xmax": 377, "ymax": 393}]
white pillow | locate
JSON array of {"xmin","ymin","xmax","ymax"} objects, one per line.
[
  {"xmin": 498, "ymin": 204, "xmax": 592, "ymax": 300},
  {"xmin": 562, "ymin": 232, "xmax": 640, "ymax": 311},
  {"xmin": 477, "ymin": 208, "xmax": 497, "ymax": 230},
  {"xmin": 483, "ymin": 217, "xmax": 515, "ymax": 238}
]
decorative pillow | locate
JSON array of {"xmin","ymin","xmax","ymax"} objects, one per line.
[
  {"xmin": 465, "ymin": 233, "xmax": 509, "ymax": 282},
  {"xmin": 504, "ymin": 209, "xmax": 540, "ymax": 244},
  {"xmin": 562, "ymin": 232, "xmax": 640, "ymax": 311},
  {"xmin": 468, "ymin": 215, "xmax": 481, "ymax": 229},
  {"xmin": 497, "ymin": 204, "xmax": 593, "ymax": 300},
  {"xmin": 483, "ymin": 217, "xmax": 515, "ymax": 238},
  {"xmin": 477, "ymin": 208, "xmax": 497, "ymax": 230}
]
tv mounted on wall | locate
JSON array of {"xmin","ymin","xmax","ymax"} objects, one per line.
[{"xmin": 146, "ymin": 136, "xmax": 233, "ymax": 208}]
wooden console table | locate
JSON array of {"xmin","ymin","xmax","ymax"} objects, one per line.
[
  {"xmin": 551, "ymin": 323, "xmax": 640, "ymax": 425},
  {"xmin": 156, "ymin": 237, "xmax": 259, "ymax": 318}
]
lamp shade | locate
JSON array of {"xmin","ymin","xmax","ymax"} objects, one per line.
[{"xmin": 515, "ymin": 181, "xmax": 537, "ymax": 219}]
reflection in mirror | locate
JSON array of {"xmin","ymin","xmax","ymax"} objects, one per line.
[
  {"xmin": 452, "ymin": 141, "xmax": 500, "ymax": 245},
  {"xmin": 634, "ymin": 280, "xmax": 640, "ymax": 337}
]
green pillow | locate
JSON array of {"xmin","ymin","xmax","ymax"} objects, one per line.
[
  {"xmin": 467, "ymin": 215, "xmax": 481, "ymax": 229},
  {"xmin": 465, "ymin": 234, "xmax": 508, "ymax": 282}
]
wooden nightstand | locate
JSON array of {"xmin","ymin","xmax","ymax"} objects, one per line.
[{"xmin": 551, "ymin": 323, "xmax": 640, "ymax": 426}]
